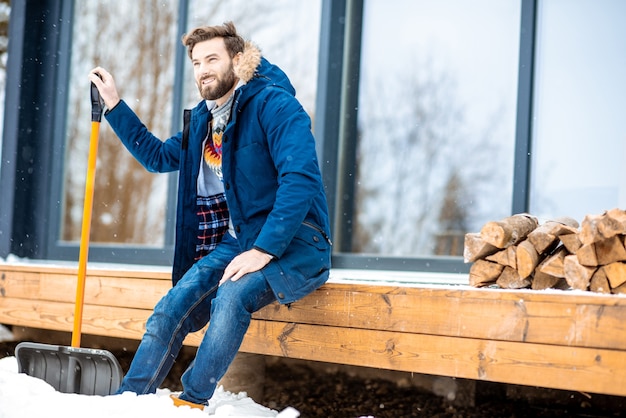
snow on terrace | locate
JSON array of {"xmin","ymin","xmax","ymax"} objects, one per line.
[
  {"xmin": 5, "ymin": 252, "xmax": 608, "ymax": 302},
  {"xmin": 1, "ymin": 253, "xmax": 471, "ymax": 287}
]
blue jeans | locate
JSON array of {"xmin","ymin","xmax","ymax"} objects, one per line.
[{"xmin": 116, "ymin": 233, "xmax": 276, "ymax": 404}]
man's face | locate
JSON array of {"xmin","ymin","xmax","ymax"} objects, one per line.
[{"xmin": 191, "ymin": 38, "xmax": 238, "ymax": 105}]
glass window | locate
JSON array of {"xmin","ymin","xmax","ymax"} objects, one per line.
[
  {"xmin": 58, "ymin": 0, "xmax": 321, "ymax": 253},
  {"xmin": 60, "ymin": 1, "xmax": 179, "ymax": 247},
  {"xmin": 353, "ymin": 0, "xmax": 521, "ymax": 257},
  {"xmin": 185, "ymin": 0, "xmax": 321, "ymax": 116},
  {"xmin": 530, "ymin": 0, "xmax": 626, "ymax": 222}
]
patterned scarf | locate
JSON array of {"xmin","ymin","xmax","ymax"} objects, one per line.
[
  {"xmin": 203, "ymin": 94, "xmax": 234, "ymax": 180},
  {"xmin": 203, "ymin": 122, "xmax": 223, "ymax": 178}
]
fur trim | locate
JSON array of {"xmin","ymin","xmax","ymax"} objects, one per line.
[{"xmin": 234, "ymin": 41, "xmax": 262, "ymax": 83}]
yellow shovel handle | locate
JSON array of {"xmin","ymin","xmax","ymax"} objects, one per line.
[{"xmin": 71, "ymin": 120, "xmax": 100, "ymax": 348}]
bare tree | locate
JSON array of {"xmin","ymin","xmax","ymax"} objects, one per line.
[
  {"xmin": 62, "ymin": 1, "xmax": 177, "ymax": 245},
  {"xmin": 434, "ymin": 170, "xmax": 469, "ymax": 256},
  {"xmin": 352, "ymin": 59, "xmax": 507, "ymax": 257}
]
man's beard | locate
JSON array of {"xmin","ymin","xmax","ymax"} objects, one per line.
[{"xmin": 198, "ymin": 64, "xmax": 236, "ymax": 101}]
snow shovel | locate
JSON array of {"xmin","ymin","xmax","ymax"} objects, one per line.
[{"xmin": 15, "ymin": 80, "xmax": 123, "ymax": 396}]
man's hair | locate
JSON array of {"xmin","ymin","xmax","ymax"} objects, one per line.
[{"xmin": 181, "ymin": 21, "xmax": 245, "ymax": 59}]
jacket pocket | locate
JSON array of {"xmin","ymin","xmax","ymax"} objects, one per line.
[{"xmin": 284, "ymin": 222, "xmax": 332, "ymax": 273}]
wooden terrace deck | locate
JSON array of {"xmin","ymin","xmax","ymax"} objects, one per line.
[{"xmin": 1, "ymin": 261, "xmax": 625, "ymax": 397}]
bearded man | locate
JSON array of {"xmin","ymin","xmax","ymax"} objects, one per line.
[{"xmin": 89, "ymin": 21, "xmax": 331, "ymax": 408}]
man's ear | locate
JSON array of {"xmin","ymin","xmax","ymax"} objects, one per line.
[{"xmin": 232, "ymin": 51, "xmax": 243, "ymax": 67}]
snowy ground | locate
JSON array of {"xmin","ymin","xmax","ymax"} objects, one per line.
[
  {"xmin": 0, "ymin": 356, "xmax": 302, "ymax": 418},
  {"xmin": 0, "ymin": 322, "xmax": 301, "ymax": 418}
]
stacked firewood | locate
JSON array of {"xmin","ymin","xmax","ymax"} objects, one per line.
[{"xmin": 464, "ymin": 208, "xmax": 626, "ymax": 294}]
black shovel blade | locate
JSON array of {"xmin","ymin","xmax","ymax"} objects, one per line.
[{"xmin": 15, "ymin": 342, "xmax": 123, "ymax": 396}]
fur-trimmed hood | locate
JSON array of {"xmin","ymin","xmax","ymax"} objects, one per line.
[
  {"xmin": 233, "ymin": 41, "xmax": 262, "ymax": 83},
  {"xmin": 232, "ymin": 41, "xmax": 296, "ymax": 100}
]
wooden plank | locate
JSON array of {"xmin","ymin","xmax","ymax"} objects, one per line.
[
  {"xmin": 5, "ymin": 288, "xmax": 626, "ymax": 356},
  {"xmin": 237, "ymin": 321, "xmax": 626, "ymax": 397},
  {"xmin": 4, "ymin": 266, "xmax": 626, "ymax": 351},
  {"xmin": 4, "ymin": 294, "xmax": 626, "ymax": 398},
  {"xmin": 5, "ymin": 263, "xmax": 626, "ymax": 306},
  {"xmin": 253, "ymin": 287, "xmax": 626, "ymax": 351},
  {"xmin": 0, "ymin": 297, "xmax": 150, "ymax": 341},
  {"xmin": 1, "ymin": 270, "xmax": 169, "ymax": 309},
  {"xmin": 0, "ymin": 262, "xmax": 171, "ymax": 279}
]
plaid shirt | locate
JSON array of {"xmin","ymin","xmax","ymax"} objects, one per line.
[{"xmin": 195, "ymin": 194, "xmax": 229, "ymax": 260}]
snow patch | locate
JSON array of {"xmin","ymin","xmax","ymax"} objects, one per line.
[
  {"xmin": 0, "ymin": 356, "xmax": 299, "ymax": 418},
  {"xmin": 0, "ymin": 324, "xmax": 14, "ymax": 342}
]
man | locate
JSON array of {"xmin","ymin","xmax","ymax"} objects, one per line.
[{"xmin": 88, "ymin": 21, "xmax": 331, "ymax": 408}]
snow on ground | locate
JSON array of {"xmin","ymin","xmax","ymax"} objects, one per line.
[
  {"xmin": 0, "ymin": 265, "xmax": 302, "ymax": 418},
  {"xmin": 0, "ymin": 355, "xmax": 300, "ymax": 418}
]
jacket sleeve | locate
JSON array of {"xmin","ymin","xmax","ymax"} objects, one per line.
[
  {"xmin": 105, "ymin": 100, "xmax": 182, "ymax": 173},
  {"xmin": 252, "ymin": 88, "xmax": 325, "ymax": 257}
]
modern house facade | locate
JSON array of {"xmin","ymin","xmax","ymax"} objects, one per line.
[{"xmin": 1, "ymin": 0, "xmax": 625, "ymax": 277}]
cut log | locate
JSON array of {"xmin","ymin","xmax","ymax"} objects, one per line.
[
  {"xmin": 479, "ymin": 213, "xmax": 538, "ymax": 249},
  {"xmin": 612, "ymin": 281, "xmax": 626, "ymax": 295},
  {"xmin": 599, "ymin": 208, "xmax": 626, "ymax": 238},
  {"xmin": 527, "ymin": 217, "xmax": 579, "ymax": 254},
  {"xmin": 576, "ymin": 243, "xmax": 598, "ymax": 267},
  {"xmin": 575, "ymin": 235, "xmax": 626, "ymax": 274},
  {"xmin": 517, "ymin": 239, "xmax": 540, "ymax": 279},
  {"xmin": 590, "ymin": 268, "xmax": 611, "ymax": 294},
  {"xmin": 551, "ymin": 216, "xmax": 580, "ymax": 229},
  {"xmin": 560, "ymin": 233, "xmax": 582, "ymax": 254},
  {"xmin": 579, "ymin": 213, "xmax": 605, "ymax": 245},
  {"xmin": 563, "ymin": 255, "xmax": 596, "ymax": 291},
  {"xmin": 469, "ymin": 259, "xmax": 504, "ymax": 287},
  {"xmin": 485, "ymin": 246, "xmax": 517, "ymax": 269},
  {"xmin": 580, "ymin": 209, "xmax": 626, "ymax": 245},
  {"xmin": 538, "ymin": 246, "xmax": 568, "ymax": 278},
  {"xmin": 602, "ymin": 262, "xmax": 626, "ymax": 289},
  {"xmin": 532, "ymin": 270, "xmax": 562, "ymax": 290},
  {"xmin": 463, "ymin": 233, "xmax": 499, "ymax": 263},
  {"xmin": 496, "ymin": 266, "xmax": 531, "ymax": 289},
  {"xmin": 595, "ymin": 235, "xmax": 626, "ymax": 265}
]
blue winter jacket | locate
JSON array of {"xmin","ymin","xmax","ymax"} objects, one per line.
[{"xmin": 104, "ymin": 43, "xmax": 331, "ymax": 304}]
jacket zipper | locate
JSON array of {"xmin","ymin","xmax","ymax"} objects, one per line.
[{"xmin": 302, "ymin": 221, "xmax": 333, "ymax": 246}]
